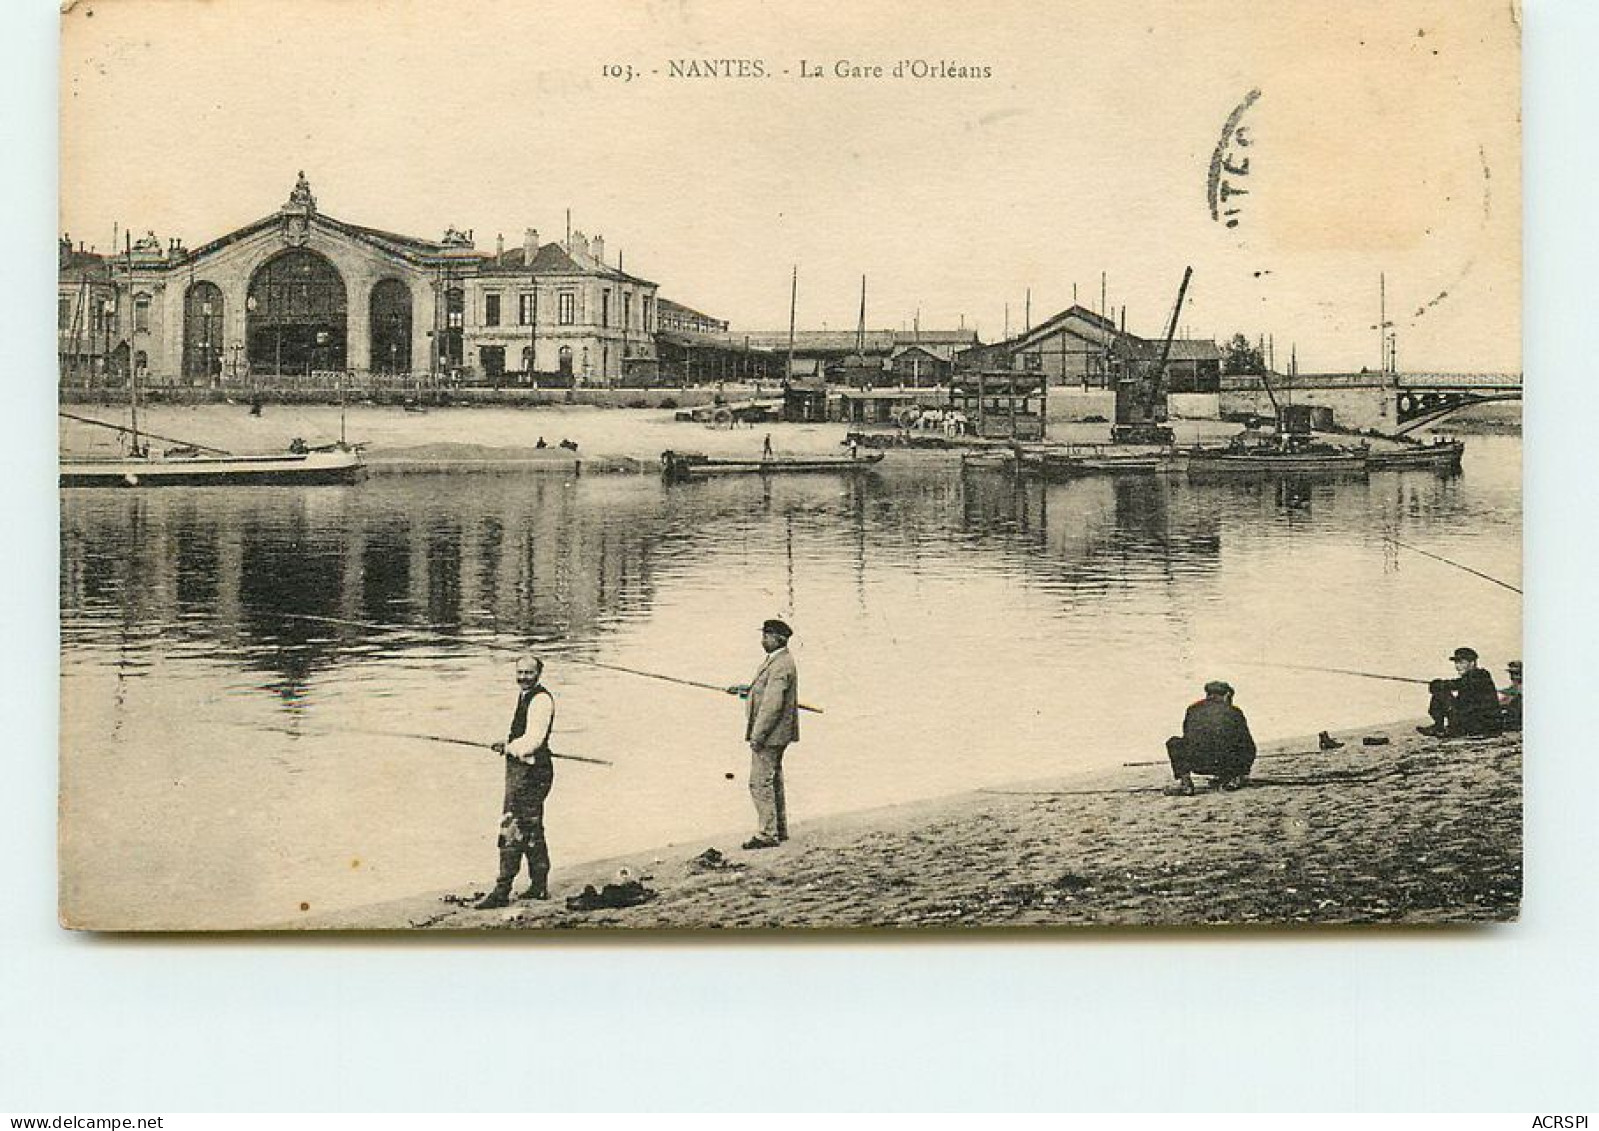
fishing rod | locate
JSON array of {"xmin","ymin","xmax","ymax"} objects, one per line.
[
  {"xmin": 278, "ymin": 611, "xmax": 825, "ymax": 713},
  {"xmin": 222, "ymin": 719, "xmax": 610, "ymax": 766},
  {"xmin": 59, "ymin": 409, "xmax": 233, "ymax": 456},
  {"xmin": 357, "ymin": 727, "xmax": 612, "ymax": 766},
  {"xmin": 1387, "ymin": 536, "xmax": 1521, "ymax": 595},
  {"xmin": 1229, "ymin": 659, "xmax": 1430, "ymax": 686},
  {"xmin": 1121, "ymin": 747, "xmax": 1320, "ymax": 769}
]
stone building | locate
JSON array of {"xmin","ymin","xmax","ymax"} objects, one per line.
[
  {"xmin": 57, "ymin": 238, "xmax": 124, "ymax": 385},
  {"xmin": 58, "ymin": 174, "xmax": 659, "ymax": 389}
]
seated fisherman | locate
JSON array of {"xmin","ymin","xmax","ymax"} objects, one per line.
[
  {"xmin": 1499, "ymin": 660, "xmax": 1522, "ymax": 731},
  {"xmin": 1165, "ymin": 680, "xmax": 1257, "ymax": 796},
  {"xmin": 1418, "ymin": 646, "xmax": 1502, "ymax": 738}
]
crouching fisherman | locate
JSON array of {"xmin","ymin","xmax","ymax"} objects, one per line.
[
  {"xmin": 477, "ymin": 654, "xmax": 557, "ymax": 909},
  {"xmin": 1165, "ymin": 680, "xmax": 1257, "ymax": 795}
]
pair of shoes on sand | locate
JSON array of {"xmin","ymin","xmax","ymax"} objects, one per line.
[
  {"xmin": 1318, "ymin": 730, "xmax": 1345, "ymax": 750},
  {"xmin": 742, "ymin": 836, "xmax": 781, "ymax": 850}
]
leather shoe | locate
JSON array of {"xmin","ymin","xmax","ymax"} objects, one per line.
[
  {"xmin": 474, "ymin": 887, "xmax": 511, "ymax": 910},
  {"xmin": 742, "ymin": 836, "xmax": 779, "ymax": 850},
  {"xmin": 518, "ymin": 885, "xmax": 549, "ymax": 901}
]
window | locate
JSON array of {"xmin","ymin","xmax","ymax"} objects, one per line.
[
  {"xmin": 134, "ymin": 295, "xmax": 150, "ymax": 332},
  {"xmin": 58, "ymin": 297, "xmax": 70, "ymax": 330},
  {"xmin": 519, "ymin": 292, "xmax": 535, "ymax": 325},
  {"xmin": 601, "ymin": 290, "xmax": 610, "ymax": 328},
  {"xmin": 643, "ymin": 295, "xmax": 653, "ymax": 332},
  {"xmin": 623, "ymin": 292, "xmax": 633, "ymax": 329},
  {"xmin": 484, "ymin": 293, "xmax": 501, "ymax": 327},
  {"xmin": 558, "ymin": 291, "xmax": 575, "ymax": 325}
]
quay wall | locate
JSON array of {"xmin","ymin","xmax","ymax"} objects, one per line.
[
  {"xmin": 1219, "ymin": 377, "xmax": 1395, "ymax": 430},
  {"xmin": 59, "ymin": 385, "xmax": 758, "ymax": 411}
]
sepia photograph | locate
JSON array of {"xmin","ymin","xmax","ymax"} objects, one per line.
[{"xmin": 56, "ymin": 0, "xmax": 1523, "ymax": 933}]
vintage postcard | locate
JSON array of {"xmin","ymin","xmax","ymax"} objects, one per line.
[{"xmin": 58, "ymin": 0, "xmax": 1522, "ymax": 930}]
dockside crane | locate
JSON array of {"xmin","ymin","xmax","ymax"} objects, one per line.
[{"xmin": 1112, "ymin": 265, "xmax": 1192, "ymax": 445}]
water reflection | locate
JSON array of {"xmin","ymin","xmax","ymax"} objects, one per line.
[{"xmin": 59, "ymin": 438, "xmax": 1522, "ymax": 926}]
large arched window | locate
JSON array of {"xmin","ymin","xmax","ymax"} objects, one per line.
[
  {"xmin": 245, "ymin": 249, "xmax": 347, "ymax": 374},
  {"xmin": 183, "ymin": 282, "xmax": 225, "ymax": 383},
  {"xmin": 370, "ymin": 278, "xmax": 412, "ymax": 373}
]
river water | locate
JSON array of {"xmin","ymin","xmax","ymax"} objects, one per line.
[{"xmin": 59, "ymin": 414, "xmax": 1522, "ymax": 928}]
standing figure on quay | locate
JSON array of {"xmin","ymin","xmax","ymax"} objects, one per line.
[
  {"xmin": 727, "ymin": 619, "xmax": 800, "ymax": 849},
  {"xmin": 476, "ymin": 655, "xmax": 558, "ymax": 909}
]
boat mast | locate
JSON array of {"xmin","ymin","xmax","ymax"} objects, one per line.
[
  {"xmin": 125, "ymin": 236, "xmax": 141, "ymax": 454},
  {"xmin": 786, "ymin": 265, "xmax": 797, "ymax": 384},
  {"xmin": 855, "ymin": 274, "xmax": 866, "ymax": 356}
]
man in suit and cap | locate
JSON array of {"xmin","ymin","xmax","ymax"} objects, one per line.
[
  {"xmin": 1420, "ymin": 646, "xmax": 1502, "ymax": 738},
  {"xmin": 727, "ymin": 618, "xmax": 800, "ymax": 849},
  {"xmin": 1164, "ymin": 679, "xmax": 1257, "ymax": 795},
  {"xmin": 475, "ymin": 654, "xmax": 557, "ymax": 909}
]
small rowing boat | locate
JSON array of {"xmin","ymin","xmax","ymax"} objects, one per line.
[{"xmin": 661, "ymin": 449, "xmax": 885, "ymax": 481}]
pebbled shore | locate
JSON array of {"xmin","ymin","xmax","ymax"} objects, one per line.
[{"xmin": 298, "ymin": 720, "xmax": 1522, "ymax": 931}]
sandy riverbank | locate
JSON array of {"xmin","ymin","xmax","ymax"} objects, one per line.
[{"xmin": 297, "ymin": 719, "xmax": 1522, "ymax": 931}]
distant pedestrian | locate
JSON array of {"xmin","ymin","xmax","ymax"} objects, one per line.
[
  {"xmin": 476, "ymin": 654, "xmax": 556, "ymax": 909},
  {"xmin": 726, "ymin": 619, "xmax": 800, "ymax": 849},
  {"xmin": 1499, "ymin": 660, "xmax": 1523, "ymax": 731},
  {"xmin": 1418, "ymin": 646, "xmax": 1501, "ymax": 738},
  {"xmin": 763, "ymin": 433, "xmax": 774, "ymax": 459},
  {"xmin": 847, "ymin": 437, "xmax": 860, "ymax": 460},
  {"xmin": 1165, "ymin": 680, "xmax": 1257, "ymax": 795}
]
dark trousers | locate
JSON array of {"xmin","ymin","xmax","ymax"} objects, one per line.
[
  {"xmin": 495, "ymin": 762, "xmax": 554, "ymax": 891},
  {"xmin": 1427, "ymin": 689, "xmax": 1503, "ymax": 737},
  {"xmin": 1166, "ymin": 736, "xmax": 1253, "ymax": 781}
]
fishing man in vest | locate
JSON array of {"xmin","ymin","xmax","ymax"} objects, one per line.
[
  {"xmin": 727, "ymin": 618, "xmax": 800, "ymax": 850},
  {"xmin": 476, "ymin": 654, "xmax": 557, "ymax": 909},
  {"xmin": 1418, "ymin": 646, "xmax": 1502, "ymax": 738},
  {"xmin": 1164, "ymin": 680, "xmax": 1257, "ymax": 795}
]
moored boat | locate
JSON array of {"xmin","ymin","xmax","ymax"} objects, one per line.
[
  {"xmin": 1184, "ymin": 447, "xmax": 1369, "ymax": 474},
  {"xmin": 1366, "ymin": 438, "xmax": 1465, "ymax": 471},
  {"xmin": 661, "ymin": 449, "xmax": 885, "ymax": 481},
  {"xmin": 1017, "ymin": 445, "xmax": 1188, "ymax": 477},
  {"xmin": 60, "ymin": 446, "xmax": 367, "ymax": 488}
]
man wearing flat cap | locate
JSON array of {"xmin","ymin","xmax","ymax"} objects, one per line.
[
  {"xmin": 1164, "ymin": 679, "xmax": 1257, "ymax": 795},
  {"xmin": 727, "ymin": 618, "xmax": 800, "ymax": 849},
  {"xmin": 1419, "ymin": 646, "xmax": 1502, "ymax": 738}
]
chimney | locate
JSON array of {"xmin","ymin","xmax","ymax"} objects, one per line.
[
  {"xmin": 496, "ymin": 233, "xmax": 505, "ymax": 264},
  {"xmin": 524, "ymin": 227, "xmax": 538, "ymax": 263},
  {"xmin": 591, "ymin": 234, "xmax": 605, "ymax": 265}
]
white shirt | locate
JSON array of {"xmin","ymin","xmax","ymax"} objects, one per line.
[{"xmin": 506, "ymin": 689, "xmax": 554, "ymax": 763}]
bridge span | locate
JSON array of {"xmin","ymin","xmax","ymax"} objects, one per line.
[{"xmin": 1219, "ymin": 371, "xmax": 1521, "ymax": 433}]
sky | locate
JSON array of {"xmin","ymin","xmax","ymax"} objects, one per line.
[{"xmin": 59, "ymin": 0, "xmax": 1521, "ymax": 372}]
